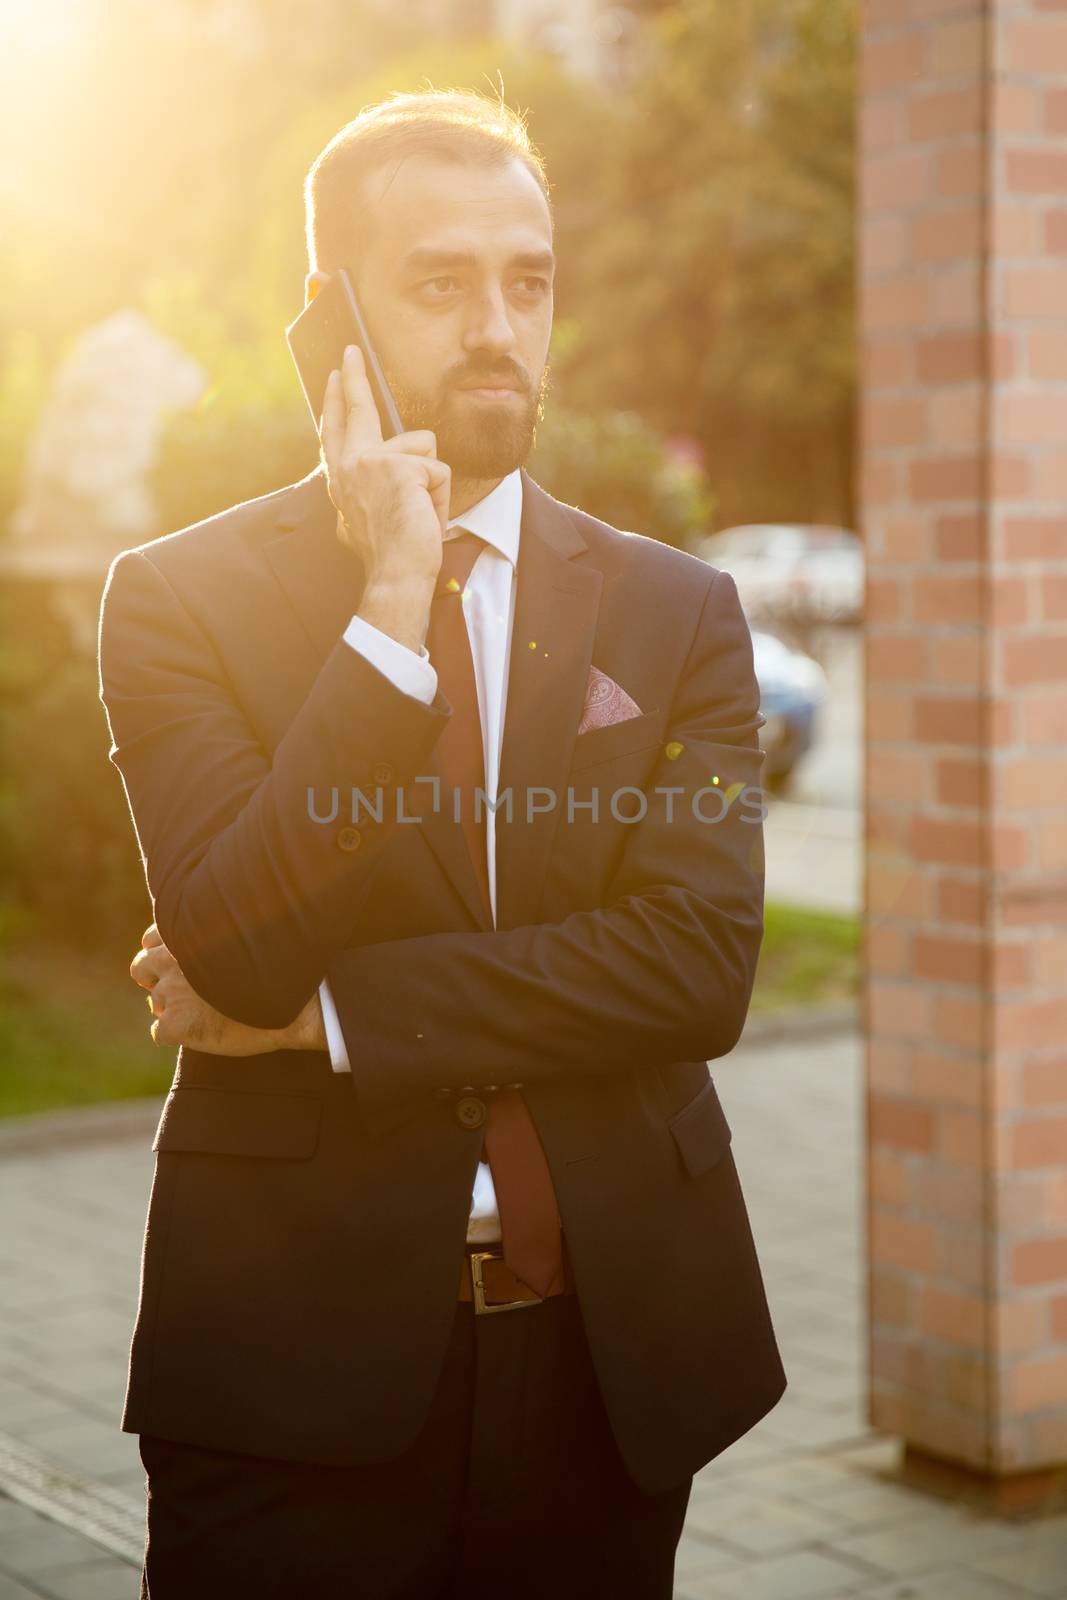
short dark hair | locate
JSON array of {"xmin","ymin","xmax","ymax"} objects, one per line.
[{"xmin": 304, "ymin": 87, "xmax": 552, "ymax": 274}]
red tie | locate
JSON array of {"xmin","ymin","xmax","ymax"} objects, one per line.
[{"xmin": 427, "ymin": 532, "xmax": 565, "ymax": 1298}]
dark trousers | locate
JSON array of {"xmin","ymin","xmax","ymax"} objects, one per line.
[{"xmin": 138, "ymin": 1282, "xmax": 692, "ymax": 1598}]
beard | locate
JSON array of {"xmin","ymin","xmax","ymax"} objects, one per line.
[{"xmin": 384, "ymin": 358, "xmax": 550, "ymax": 479}]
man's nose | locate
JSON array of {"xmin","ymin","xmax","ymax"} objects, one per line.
[{"xmin": 461, "ymin": 285, "xmax": 517, "ymax": 355}]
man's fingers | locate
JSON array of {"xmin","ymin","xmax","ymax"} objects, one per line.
[
  {"xmin": 151, "ymin": 1014, "xmax": 175, "ymax": 1048},
  {"xmin": 422, "ymin": 457, "xmax": 452, "ymax": 494},
  {"xmin": 143, "ymin": 969, "xmax": 169, "ymax": 1019},
  {"xmin": 130, "ymin": 945, "xmax": 176, "ymax": 989},
  {"xmin": 131, "ymin": 948, "xmax": 155, "ymax": 987},
  {"xmin": 341, "ymin": 343, "xmax": 385, "ymax": 456},
  {"xmin": 142, "ymin": 923, "xmax": 163, "ymax": 949},
  {"xmin": 318, "ymin": 368, "xmax": 346, "ymax": 479},
  {"xmin": 423, "ymin": 456, "xmax": 452, "ymax": 534},
  {"xmin": 377, "ymin": 429, "xmax": 437, "ymax": 460},
  {"xmin": 130, "ymin": 948, "xmax": 156, "ymax": 987}
]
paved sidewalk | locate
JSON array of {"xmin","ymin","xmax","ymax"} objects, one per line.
[
  {"xmin": 2, "ymin": 1029, "xmax": 1065, "ymax": 1598},
  {"xmin": 764, "ymin": 796, "xmax": 861, "ymax": 916}
]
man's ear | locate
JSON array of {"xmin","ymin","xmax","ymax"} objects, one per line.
[{"xmin": 305, "ymin": 270, "xmax": 331, "ymax": 307}]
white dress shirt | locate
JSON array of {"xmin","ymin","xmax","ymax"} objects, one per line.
[{"xmin": 318, "ymin": 468, "xmax": 523, "ymax": 1244}]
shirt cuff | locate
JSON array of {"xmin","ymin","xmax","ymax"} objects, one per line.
[
  {"xmin": 342, "ymin": 614, "xmax": 437, "ymax": 706},
  {"xmin": 319, "ymin": 979, "xmax": 351, "ymax": 1074}
]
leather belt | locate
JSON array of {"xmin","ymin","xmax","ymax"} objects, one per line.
[{"xmin": 458, "ymin": 1242, "xmax": 575, "ymax": 1315}]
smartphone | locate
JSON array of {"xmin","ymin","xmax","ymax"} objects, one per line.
[{"xmin": 286, "ymin": 269, "xmax": 404, "ymax": 440}]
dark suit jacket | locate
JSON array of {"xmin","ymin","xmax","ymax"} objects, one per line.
[{"xmin": 97, "ymin": 465, "xmax": 786, "ymax": 1496}]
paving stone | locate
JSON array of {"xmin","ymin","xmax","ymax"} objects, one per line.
[
  {"xmin": 0, "ymin": 1573, "xmax": 52, "ymax": 1599},
  {"xmin": 0, "ymin": 1519, "xmax": 109, "ymax": 1578},
  {"xmin": 0, "ymin": 1382, "xmax": 73, "ymax": 1432},
  {"xmin": 692, "ymin": 1426, "xmax": 785, "ymax": 1479},
  {"xmin": 967, "ymin": 1532, "xmax": 1067, "ymax": 1599},
  {"xmin": 12, "ymin": 1309, "xmax": 131, "ymax": 1358},
  {"xmin": 752, "ymin": 1405, "xmax": 869, "ymax": 1451},
  {"xmin": 809, "ymin": 1476, "xmax": 956, "ymax": 1531},
  {"xmin": 847, "ymin": 1569, "xmax": 1049, "ymax": 1600},
  {"xmin": 28, "ymin": 1417, "xmax": 141, "ymax": 1481},
  {"xmin": 96, "ymin": 1463, "xmax": 146, "ymax": 1496},
  {"xmin": 0, "ymin": 1278, "xmax": 68, "ymax": 1317},
  {"xmin": 676, "ymin": 1546, "xmax": 878, "ymax": 1600},
  {"xmin": 730, "ymin": 1453, "xmax": 861, "ymax": 1501},
  {"xmin": 15, "ymin": 1362, "xmax": 127, "ymax": 1420},
  {"xmin": 30, "ymin": 1558, "xmax": 140, "ymax": 1598},
  {"xmin": 0, "ymin": 1498, "xmax": 48, "ymax": 1540},
  {"xmin": 684, "ymin": 1487, "xmax": 847, "ymax": 1555},
  {"xmin": 825, "ymin": 1438, "xmax": 902, "ymax": 1476},
  {"xmin": 674, "ymin": 1534, "xmax": 746, "ymax": 1578},
  {"xmin": 831, "ymin": 1510, "xmax": 1031, "ymax": 1580}
]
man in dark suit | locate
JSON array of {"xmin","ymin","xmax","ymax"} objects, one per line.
[{"xmin": 99, "ymin": 88, "xmax": 785, "ymax": 1598}]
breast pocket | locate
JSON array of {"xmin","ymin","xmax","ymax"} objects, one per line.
[
  {"xmin": 569, "ymin": 709, "xmax": 664, "ymax": 773},
  {"xmin": 152, "ymin": 1086, "xmax": 322, "ymax": 1160}
]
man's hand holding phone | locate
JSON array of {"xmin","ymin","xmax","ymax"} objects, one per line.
[{"xmin": 319, "ymin": 344, "xmax": 449, "ymax": 654}]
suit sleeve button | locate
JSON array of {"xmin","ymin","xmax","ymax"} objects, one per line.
[
  {"xmin": 455, "ymin": 1095, "xmax": 487, "ymax": 1130},
  {"xmin": 371, "ymin": 761, "xmax": 394, "ymax": 786},
  {"xmin": 336, "ymin": 826, "xmax": 362, "ymax": 853}
]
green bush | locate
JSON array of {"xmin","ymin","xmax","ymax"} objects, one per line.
[
  {"xmin": 529, "ymin": 402, "xmax": 714, "ymax": 548},
  {"xmin": 153, "ymin": 393, "xmax": 318, "ymax": 538},
  {"xmin": 0, "ymin": 603, "xmax": 149, "ymax": 955}
]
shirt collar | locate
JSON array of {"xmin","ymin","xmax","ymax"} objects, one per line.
[{"xmin": 445, "ymin": 468, "xmax": 522, "ymax": 568}]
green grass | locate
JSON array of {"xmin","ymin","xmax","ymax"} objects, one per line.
[
  {"xmin": 0, "ymin": 937, "xmax": 171, "ymax": 1119},
  {"xmin": 751, "ymin": 900, "xmax": 861, "ymax": 1013},
  {"xmin": 0, "ymin": 902, "xmax": 860, "ymax": 1120}
]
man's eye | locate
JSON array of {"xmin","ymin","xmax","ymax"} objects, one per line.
[
  {"xmin": 517, "ymin": 278, "xmax": 549, "ymax": 295},
  {"xmin": 424, "ymin": 276, "xmax": 459, "ymax": 295}
]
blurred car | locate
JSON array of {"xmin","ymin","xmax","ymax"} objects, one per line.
[
  {"xmin": 697, "ymin": 523, "xmax": 863, "ymax": 626},
  {"xmin": 752, "ymin": 628, "xmax": 827, "ymax": 791}
]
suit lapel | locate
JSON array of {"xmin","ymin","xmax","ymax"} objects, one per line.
[
  {"xmin": 496, "ymin": 472, "xmax": 602, "ymax": 930},
  {"xmin": 261, "ymin": 467, "xmax": 604, "ymax": 934}
]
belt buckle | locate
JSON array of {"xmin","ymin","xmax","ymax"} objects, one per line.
[{"xmin": 468, "ymin": 1249, "xmax": 542, "ymax": 1316}]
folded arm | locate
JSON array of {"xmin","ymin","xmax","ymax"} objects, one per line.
[
  {"xmin": 98, "ymin": 547, "xmax": 449, "ymax": 1030},
  {"xmin": 326, "ymin": 568, "xmax": 767, "ymax": 1132}
]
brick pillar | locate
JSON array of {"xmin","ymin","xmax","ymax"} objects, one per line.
[{"xmin": 861, "ymin": 0, "xmax": 1067, "ymax": 1487}]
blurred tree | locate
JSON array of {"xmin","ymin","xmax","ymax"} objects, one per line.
[
  {"xmin": 556, "ymin": 0, "xmax": 856, "ymax": 531},
  {"xmin": 0, "ymin": 598, "xmax": 148, "ymax": 952}
]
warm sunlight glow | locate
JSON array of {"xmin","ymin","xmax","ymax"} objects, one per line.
[{"xmin": 0, "ymin": 0, "xmax": 86, "ymax": 62}]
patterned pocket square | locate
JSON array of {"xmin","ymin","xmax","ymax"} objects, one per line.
[{"xmin": 577, "ymin": 666, "xmax": 643, "ymax": 735}]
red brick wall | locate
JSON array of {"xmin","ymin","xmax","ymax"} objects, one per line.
[{"xmin": 861, "ymin": 0, "xmax": 1067, "ymax": 1473}]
